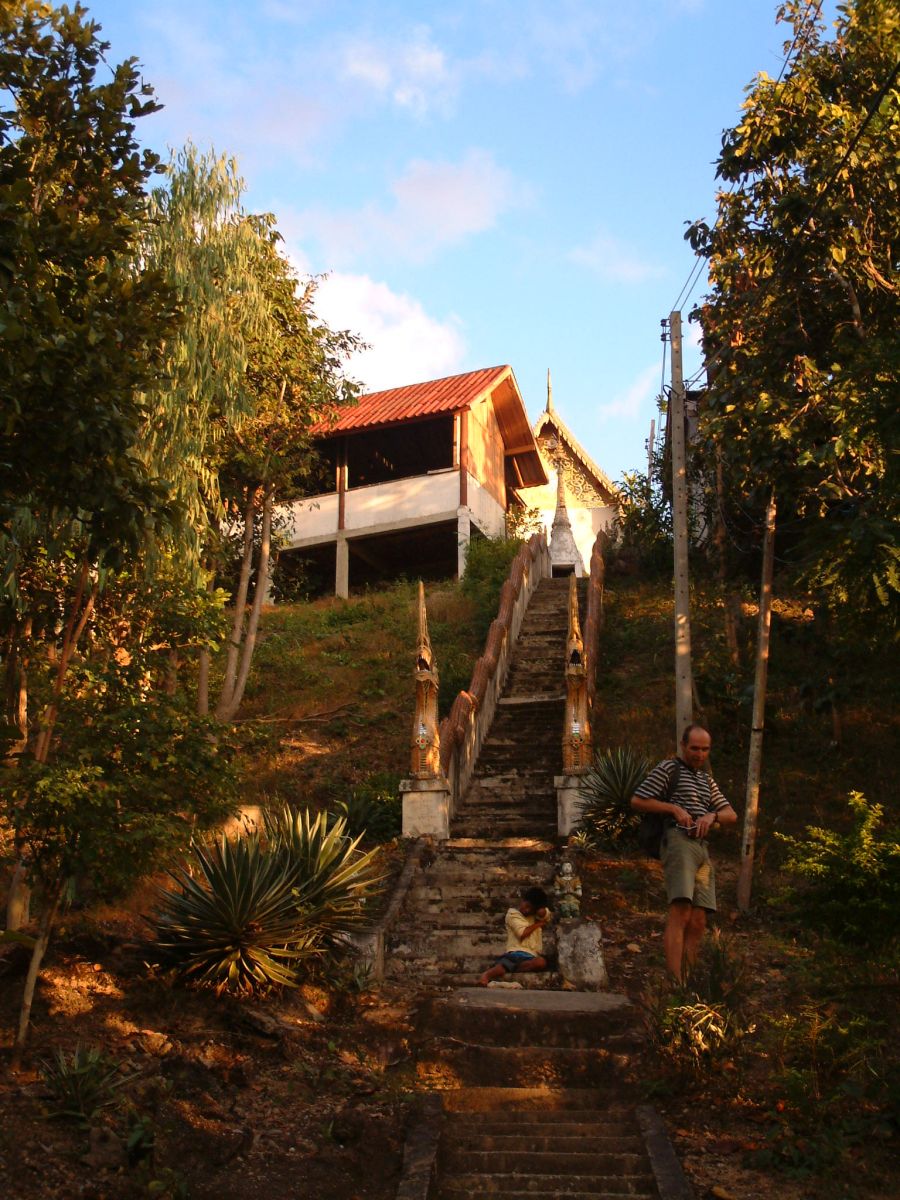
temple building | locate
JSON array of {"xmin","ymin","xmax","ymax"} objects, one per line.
[
  {"xmin": 516, "ymin": 373, "xmax": 619, "ymax": 576},
  {"xmin": 281, "ymin": 366, "xmax": 546, "ymax": 597}
]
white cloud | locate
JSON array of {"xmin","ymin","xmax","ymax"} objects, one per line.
[
  {"xmin": 569, "ymin": 230, "xmax": 665, "ymax": 284},
  {"xmin": 339, "ymin": 28, "xmax": 458, "ymax": 117},
  {"xmin": 598, "ymin": 363, "xmax": 661, "ymax": 422},
  {"xmin": 294, "ymin": 149, "xmax": 523, "ymax": 266},
  {"xmin": 312, "ymin": 272, "xmax": 466, "ymax": 393}
]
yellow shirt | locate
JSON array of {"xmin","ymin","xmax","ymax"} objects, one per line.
[{"xmin": 505, "ymin": 907, "xmax": 550, "ymax": 955}]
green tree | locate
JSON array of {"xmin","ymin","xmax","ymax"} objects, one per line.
[
  {"xmin": 137, "ymin": 149, "xmax": 360, "ymax": 720},
  {"xmin": 0, "ymin": 1, "xmax": 180, "ymax": 760},
  {"xmin": 213, "ymin": 228, "xmax": 361, "ymax": 720},
  {"xmin": 688, "ymin": 0, "xmax": 900, "ymax": 619},
  {"xmin": 0, "ymin": 1, "xmax": 178, "ymax": 569}
]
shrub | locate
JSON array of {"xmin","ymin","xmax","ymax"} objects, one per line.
[
  {"xmin": 332, "ymin": 772, "xmax": 402, "ymax": 843},
  {"xmin": 154, "ymin": 835, "xmax": 313, "ymax": 992},
  {"xmin": 640, "ymin": 933, "xmax": 751, "ymax": 1072},
  {"xmin": 264, "ymin": 807, "xmax": 383, "ymax": 952},
  {"xmin": 776, "ymin": 791, "xmax": 900, "ymax": 948},
  {"xmin": 40, "ymin": 1044, "xmax": 128, "ymax": 1125},
  {"xmin": 577, "ymin": 746, "xmax": 651, "ymax": 848},
  {"xmin": 461, "ymin": 535, "xmax": 523, "ymax": 642},
  {"xmin": 153, "ymin": 809, "xmax": 383, "ymax": 994}
]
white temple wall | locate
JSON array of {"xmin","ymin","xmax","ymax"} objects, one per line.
[{"xmin": 538, "ymin": 504, "xmax": 615, "ymax": 574}]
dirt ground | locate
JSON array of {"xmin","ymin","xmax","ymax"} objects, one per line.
[
  {"xmin": 0, "ymin": 908, "xmax": 418, "ymax": 1200},
  {"xmin": 2, "ymin": 850, "xmax": 896, "ymax": 1200}
]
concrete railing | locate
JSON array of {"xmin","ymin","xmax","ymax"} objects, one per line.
[
  {"xmin": 583, "ymin": 533, "xmax": 605, "ymax": 713},
  {"xmin": 401, "ymin": 532, "xmax": 551, "ymax": 839},
  {"xmin": 556, "ymin": 532, "xmax": 605, "ymax": 836}
]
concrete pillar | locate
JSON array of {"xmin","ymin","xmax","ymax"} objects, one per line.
[
  {"xmin": 457, "ymin": 507, "xmax": 471, "ymax": 579},
  {"xmin": 335, "ymin": 535, "xmax": 349, "ymax": 599},
  {"xmin": 556, "ymin": 774, "xmax": 586, "ymax": 838},
  {"xmin": 401, "ymin": 778, "xmax": 452, "ymax": 840}
]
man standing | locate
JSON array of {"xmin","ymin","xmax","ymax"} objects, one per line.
[{"xmin": 631, "ymin": 725, "xmax": 737, "ymax": 981}]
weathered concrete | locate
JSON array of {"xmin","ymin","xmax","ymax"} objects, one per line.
[
  {"xmin": 400, "ymin": 777, "xmax": 452, "ymax": 839},
  {"xmin": 449, "ymin": 987, "xmax": 622, "ymax": 1013},
  {"xmin": 557, "ymin": 918, "xmax": 610, "ymax": 991},
  {"xmin": 555, "ymin": 773, "xmax": 586, "ymax": 836}
]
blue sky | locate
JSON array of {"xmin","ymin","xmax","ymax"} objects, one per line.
[{"xmin": 85, "ymin": 0, "xmax": 834, "ymax": 480}]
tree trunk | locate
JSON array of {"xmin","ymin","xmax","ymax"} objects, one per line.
[
  {"xmin": 715, "ymin": 450, "xmax": 741, "ymax": 667},
  {"xmin": 217, "ymin": 487, "xmax": 273, "ymax": 722},
  {"xmin": 165, "ymin": 649, "xmax": 179, "ymax": 697},
  {"xmin": 11, "ymin": 878, "xmax": 63, "ymax": 1069},
  {"xmin": 10, "ymin": 571, "xmax": 93, "ymax": 931},
  {"xmin": 217, "ymin": 494, "xmax": 257, "ymax": 717},
  {"xmin": 197, "ymin": 648, "xmax": 210, "ymax": 717},
  {"xmin": 5, "ymin": 860, "xmax": 31, "ymax": 931},
  {"xmin": 33, "ymin": 563, "xmax": 96, "ymax": 765},
  {"xmin": 737, "ymin": 489, "xmax": 777, "ymax": 912}
]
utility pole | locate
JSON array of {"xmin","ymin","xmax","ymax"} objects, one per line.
[
  {"xmin": 647, "ymin": 418, "xmax": 656, "ymax": 479},
  {"xmin": 669, "ymin": 310, "xmax": 693, "ymax": 744}
]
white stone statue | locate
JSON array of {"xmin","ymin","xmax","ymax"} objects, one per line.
[{"xmin": 554, "ymin": 860, "xmax": 583, "ymax": 919}]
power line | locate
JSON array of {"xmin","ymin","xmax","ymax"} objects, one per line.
[
  {"xmin": 774, "ymin": 0, "xmax": 824, "ymax": 87},
  {"xmin": 664, "ymin": 0, "xmax": 825, "ymax": 319},
  {"xmin": 662, "ymin": 1, "xmax": 830, "ymax": 328},
  {"xmin": 689, "ymin": 52, "xmax": 900, "ymax": 389}
]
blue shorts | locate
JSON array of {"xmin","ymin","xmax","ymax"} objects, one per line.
[{"xmin": 494, "ymin": 950, "xmax": 537, "ymax": 973}]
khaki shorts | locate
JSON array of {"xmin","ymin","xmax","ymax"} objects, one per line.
[{"xmin": 661, "ymin": 828, "xmax": 717, "ymax": 911}]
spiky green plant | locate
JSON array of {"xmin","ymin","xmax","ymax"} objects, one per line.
[
  {"xmin": 577, "ymin": 746, "xmax": 652, "ymax": 848},
  {"xmin": 265, "ymin": 807, "xmax": 383, "ymax": 947},
  {"xmin": 153, "ymin": 809, "xmax": 384, "ymax": 994},
  {"xmin": 40, "ymin": 1043, "xmax": 127, "ymax": 1125},
  {"xmin": 332, "ymin": 782, "xmax": 401, "ymax": 845},
  {"xmin": 154, "ymin": 834, "xmax": 315, "ymax": 993}
]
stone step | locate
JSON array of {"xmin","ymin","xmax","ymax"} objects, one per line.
[
  {"xmin": 437, "ymin": 1190, "xmax": 656, "ymax": 1200},
  {"xmin": 440, "ymin": 1148, "xmax": 650, "ymax": 1176},
  {"xmin": 434, "ymin": 1174, "xmax": 657, "ymax": 1197},
  {"xmin": 442, "ymin": 1088, "xmax": 613, "ymax": 1113},
  {"xmin": 415, "ymin": 863, "xmax": 555, "ymax": 882},
  {"xmin": 423, "ymin": 991, "xmax": 635, "ymax": 1048},
  {"xmin": 417, "ymin": 1044, "xmax": 632, "ymax": 1088},
  {"xmin": 451, "ymin": 825, "xmax": 558, "ymax": 839},
  {"xmin": 444, "ymin": 1124, "xmax": 642, "ymax": 1141},
  {"xmin": 453, "ymin": 809, "xmax": 556, "ymax": 824},
  {"xmin": 384, "ymin": 962, "xmax": 559, "ymax": 985},
  {"xmin": 390, "ymin": 936, "xmax": 543, "ymax": 958}
]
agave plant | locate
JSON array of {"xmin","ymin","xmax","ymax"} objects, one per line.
[
  {"xmin": 40, "ymin": 1043, "xmax": 127, "ymax": 1125},
  {"xmin": 577, "ymin": 746, "xmax": 652, "ymax": 848},
  {"xmin": 265, "ymin": 806, "xmax": 384, "ymax": 948},
  {"xmin": 332, "ymin": 780, "xmax": 402, "ymax": 844},
  {"xmin": 154, "ymin": 834, "xmax": 315, "ymax": 993},
  {"xmin": 154, "ymin": 809, "xmax": 384, "ymax": 995}
]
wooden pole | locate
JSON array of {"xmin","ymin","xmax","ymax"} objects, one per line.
[
  {"xmin": 737, "ymin": 488, "xmax": 777, "ymax": 911},
  {"xmin": 669, "ymin": 311, "xmax": 693, "ymax": 744}
]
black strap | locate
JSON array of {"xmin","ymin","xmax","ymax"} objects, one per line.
[{"xmin": 663, "ymin": 758, "xmax": 683, "ymax": 803}]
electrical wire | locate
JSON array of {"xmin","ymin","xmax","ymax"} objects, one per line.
[
  {"xmin": 684, "ymin": 51, "xmax": 899, "ymax": 391},
  {"xmin": 664, "ymin": 1, "xmax": 826, "ymax": 322}
]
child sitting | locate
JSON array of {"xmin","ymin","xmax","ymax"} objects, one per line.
[{"xmin": 478, "ymin": 886, "xmax": 551, "ymax": 987}]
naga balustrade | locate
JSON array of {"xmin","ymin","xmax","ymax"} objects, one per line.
[
  {"xmin": 401, "ymin": 532, "xmax": 551, "ymax": 839},
  {"xmin": 562, "ymin": 573, "xmax": 592, "ymax": 774},
  {"xmin": 556, "ymin": 532, "xmax": 605, "ymax": 836}
]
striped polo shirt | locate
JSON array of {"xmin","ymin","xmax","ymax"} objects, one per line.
[{"xmin": 634, "ymin": 758, "xmax": 729, "ymax": 831}]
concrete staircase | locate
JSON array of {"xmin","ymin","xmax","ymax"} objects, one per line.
[
  {"xmin": 434, "ymin": 1099, "xmax": 658, "ymax": 1199},
  {"xmin": 386, "ymin": 577, "xmax": 570, "ymax": 989},
  {"xmin": 388, "ymin": 574, "xmax": 690, "ymax": 1198},
  {"xmin": 416, "ymin": 991, "xmax": 671, "ymax": 1199}
]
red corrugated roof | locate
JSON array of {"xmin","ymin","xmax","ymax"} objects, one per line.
[{"xmin": 311, "ymin": 365, "xmax": 511, "ymax": 436}]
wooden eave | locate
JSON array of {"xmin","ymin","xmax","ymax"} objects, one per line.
[{"xmin": 533, "ymin": 410, "xmax": 618, "ymax": 500}]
